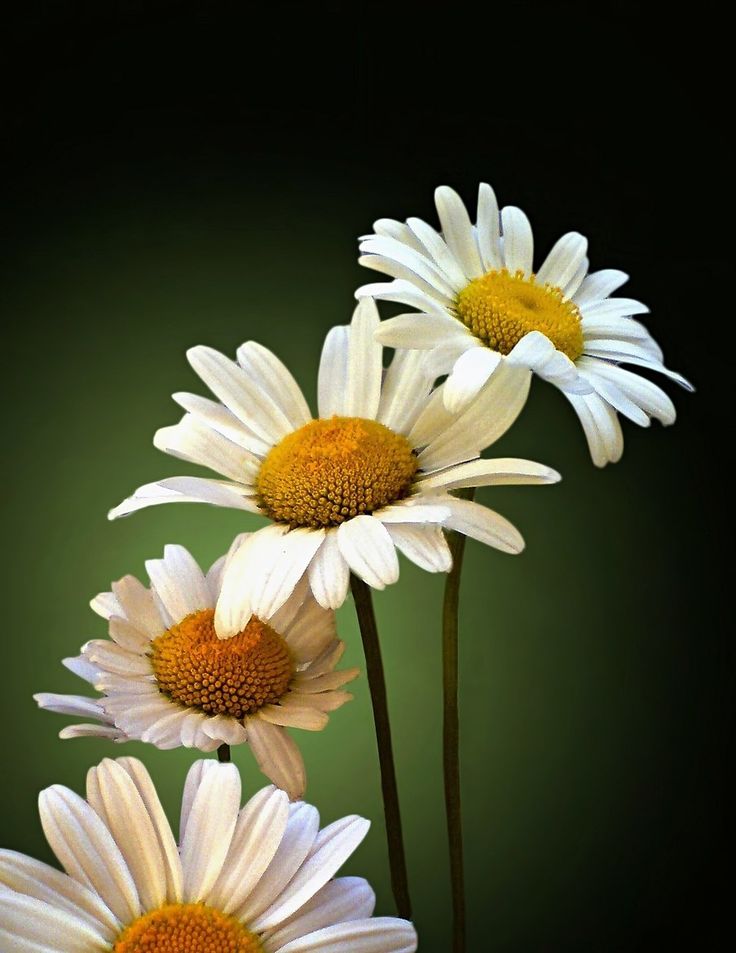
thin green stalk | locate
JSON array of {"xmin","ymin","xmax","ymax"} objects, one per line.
[
  {"xmin": 350, "ymin": 573, "xmax": 412, "ymax": 920},
  {"xmin": 443, "ymin": 486, "xmax": 475, "ymax": 953},
  {"xmin": 217, "ymin": 743, "xmax": 231, "ymax": 763}
]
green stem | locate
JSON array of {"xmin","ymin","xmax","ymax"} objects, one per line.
[
  {"xmin": 350, "ymin": 573, "xmax": 412, "ymax": 920},
  {"xmin": 442, "ymin": 486, "xmax": 475, "ymax": 953},
  {"xmin": 217, "ymin": 743, "xmax": 231, "ymax": 763}
]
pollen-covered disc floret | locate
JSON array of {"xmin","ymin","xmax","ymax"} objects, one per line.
[
  {"xmin": 114, "ymin": 903, "xmax": 263, "ymax": 953},
  {"xmin": 257, "ymin": 415, "xmax": 418, "ymax": 528},
  {"xmin": 456, "ymin": 268, "xmax": 584, "ymax": 361},
  {"xmin": 151, "ymin": 608, "xmax": 292, "ymax": 719}
]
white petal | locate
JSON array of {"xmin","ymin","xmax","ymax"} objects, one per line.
[
  {"xmin": 246, "ymin": 718, "xmax": 306, "ymax": 800},
  {"xmin": 0, "ymin": 889, "xmax": 107, "ymax": 953},
  {"xmin": 115, "ymin": 757, "xmax": 183, "ymax": 903},
  {"xmin": 385, "ymin": 524, "xmax": 452, "ymax": 573},
  {"xmin": 145, "ymin": 544, "xmax": 211, "ymax": 624},
  {"xmin": 476, "ymin": 182, "xmax": 502, "ymax": 271},
  {"xmin": 573, "ymin": 268, "xmax": 629, "ymax": 305},
  {"xmin": 108, "ymin": 476, "xmax": 262, "ymax": 520},
  {"xmin": 154, "ymin": 415, "xmax": 260, "ymax": 483},
  {"xmin": 337, "ymin": 517, "xmax": 399, "ymax": 590},
  {"xmin": 237, "ymin": 802, "xmax": 320, "ymax": 922},
  {"xmin": 108, "ymin": 616, "xmax": 150, "ymax": 652},
  {"xmin": 507, "ymin": 331, "xmax": 592, "ymax": 393},
  {"xmin": 577, "ymin": 367, "xmax": 650, "ymax": 427},
  {"xmin": 405, "ymin": 216, "xmax": 468, "ymax": 289},
  {"xmin": 0, "ymin": 850, "xmax": 119, "ymax": 939},
  {"xmin": 317, "ymin": 325, "xmax": 349, "ymax": 418},
  {"xmin": 307, "ymin": 532, "xmax": 350, "ymax": 610},
  {"xmin": 370, "ymin": 218, "xmax": 426, "ymax": 254},
  {"xmin": 252, "ymin": 816, "xmax": 370, "ymax": 931},
  {"xmin": 374, "ymin": 502, "xmax": 449, "ymax": 524},
  {"xmin": 89, "ymin": 591, "xmax": 121, "ymax": 620},
  {"xmin": 39, "ymin": 784, "xmax": 140, "ymax": 924},
  {"xmin": 434, "ymin": 185, "xmax": 484, "ymax": 279},
  {"xmin": 110, "ymin": 575, "xmax": 163, "ymax": 638},
  {"xmin": 419, "ymin": 457, "xmax": 561, "ymax": 490},
  {"xmin": 358, "ymin": 237, "xmax": 458, "ymax": 300},
  {"xmin": 419, "ymin": 360, "xmax": 531, "ymax": 472},
  {"xmin": 282, "ymin": 602, "xmax": 338, "ymax": 665},
  {"xmin": 200, "ymin": 715, "xmax": 249, "ymax": 746},
  {"xmin": 344, "ymin": 299, "xmax": 382, "ymax": 420},
  {"xmin": 173, "ymin": 391, "xmax": 271, "ymax": 457},
  {"xmin": 443, "ymin": 347, "xmax": 501, "ymax": 413},
  {"xmin": 273, "ymin": 917, "xmax": 417, "ymax": 953},
  {"xmin": 263, "ymin": 877, "xmax": 375, "ymax": 953},
  {"xmin": 442, "ymin": 498, "xmax": 524, "ymax": 554},
  {"xmin": 85, "ymin": 759, "xmax": 169, "ymax": 911},
  {"xmin": 209, "ymin": 785, "xmax": 290, "ymax": 916},
  {"xmin": 565, "ymin": 391, "xmax": 624, "ymax": 467},
  {"xmin": 376, "ymin": 349, "xmax": 435, "ymax": 436},
  {"xmin": 180, "ymin": 761, "xmax": 219, "ymax": 839},
  {"xmin": 373, "ymin": 311, "xmax": 465, "ymax": 351},
  {"xmin": 356, "ymin": 280, "xmax": 449, "ymax": 318},
  {"xmin": 580, "ymin": 296, "xmax": 650, "ymax": 319},
  {"xmin": 179, "ymin": 762, "xmax": 241, "ymax": 902},
  {"xmin": 216, "ymin": 526, "xmax": 326, "ymax": 637},
  {"xmin": 34, "ymin": 694, "xmax": 104, "ymax": 719},
  {"xmin": 576, "ymin": 358, "xmax": 676, "ymax": 424},
  {"xmin": 187, "ymin": 345, "xmax": 293, "ymax": 443},
  {"xmin": 257, "ymin": 705, "xmax": 330, "ymax": 731},
  {"xmin": 59, "ymin": 724, "xmax": 125, "ymax": 742},
  {"xmin": 536, "ymin": 232, "xmax": 588, "ymax": 289},
  {"xmin": 500, "ymin": 206, "xmax": 534, "ymax": 274},
  {"xmin": 236, "ymin": 341, "xmax": 312, "ymax": 430}
]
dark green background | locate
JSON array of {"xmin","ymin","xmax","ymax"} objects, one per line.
[{"xmin": 2, "ymin": 4, "xmax": 729, "ymax": 950}]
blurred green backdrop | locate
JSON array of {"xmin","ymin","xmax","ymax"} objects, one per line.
[{"xmin": 1, "ymin": 4, "xmax": 729, "ymax": 951}]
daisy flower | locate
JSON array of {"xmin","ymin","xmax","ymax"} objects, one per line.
[
  {"xmin": 0, "ymin": 757, "xmax": 417, "ymax": 952},
  {"xmin": 35, "ymin": 541, "xmax": 358, "ymax": 800},
  {"xmin": 356, "ymin": 183, "xmax": 692, "ymax": 467},
  {"xmin": 109, "ymin": 300, "xmax": 559, "ymax": 623}
]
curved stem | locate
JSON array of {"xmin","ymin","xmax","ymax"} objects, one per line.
[
  {"xmin": 350, "ymin": 573, "xmax": 412, "ymax": 920},
  {"xmin": 443, "ymin": 486, "xmax": 475, "ymax": 953},
  {"xmin": 217, "ymin": 743, "xmax": 231, "ymax": 763}
]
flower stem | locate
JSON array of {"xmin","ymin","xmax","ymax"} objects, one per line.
[
  {"xmin": 217, "ymin": 743, "xmax": 231, "ymax": 763},
  {"xmin": 443, "ymin": 486, "xmax": 475, "ymax": 953},
  {"xmin": 350, "ymin": 573, "xmax": 412, "ymax": 920}
]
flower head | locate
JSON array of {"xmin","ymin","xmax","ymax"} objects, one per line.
[
  {"xmin": 35, "ymin": 541, "xmax": 357, "ymax": 799},
  {"xmin": 109, "ymin": 300, "xmax": 559, "ymax": 619},
  {"xmin": 0, "ymin": 757, "xmax": 417, "ymax": 951},
  {"xmin": 357, "ymin": 183, "xmax": 692, "ymax": 466}
]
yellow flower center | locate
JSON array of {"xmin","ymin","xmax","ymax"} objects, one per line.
[
  {"xmin": 455, "ymin": 268, "xmax": 584, "ymax": 360},
  {"xmin": 151, "ymin": 609, "xmax": 292, "ymax": 720},
  {"xmin": 257, "ymin": 416, "xmax": 418, "ymax": 528},
  {"xmin": 113, "ymin": 903, "xmax": 262, "ymax": 952}
]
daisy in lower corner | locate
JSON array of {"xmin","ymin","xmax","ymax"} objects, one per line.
[
  {"xmin": 356, "ymin": 182, "xmax": 692, "ymax": 466},
  {"xmin": 109, "ymin": 298, "xmax": 560, "ymax": 621},
  {"xmin": 0, "ymin": 757, "xmax": 417, "ymax": 952},
  {"xmin": 35, "ymin": 541, "xmax": 358, "ymax": 800}
]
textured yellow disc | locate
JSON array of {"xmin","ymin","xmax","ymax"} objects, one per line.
[
  {"xmin": 456, "ymin": 268, "xmax": 584, "ymax": 360},
  {"xmin": 258, "ymin": 416, "xmax": 418, "ymax": 528},
  {"xmin": 113, "ymin": 903, "xmax": 263, "ymax": 952},
  {"xmin": 151, "ymin": 609, "xmax": 292, "ymax": 719}
]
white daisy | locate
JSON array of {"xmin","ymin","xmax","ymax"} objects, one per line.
[
  {"xmin": 0, "ymin": 757, "xmax": 417, "ymax": 952},
  {"xmin": 35, "ymin": 541, "xmax": 358, "ymax": 800},
  {"xmin": 109, "ymin": 300, "xmax": 559, "ymax": 623},
  {"xmin": 356, "ymin": 183, "xmax": 692, "ymax": 467}
]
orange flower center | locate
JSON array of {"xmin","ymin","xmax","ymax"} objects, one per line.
[
  {"xmin": 151, "ymin": 609, "xmax": 292, "ymax": 719},
  {"xmin": 456, "ymin": 268, "xmax": 584, "ymax": 360},
  {"xmin": 113, "ymin": 903, "xmax": 262, "ymax": 952},
  {"xmin": 257, "ymin": 416, "xmax": 418, "ymax": 528}
]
